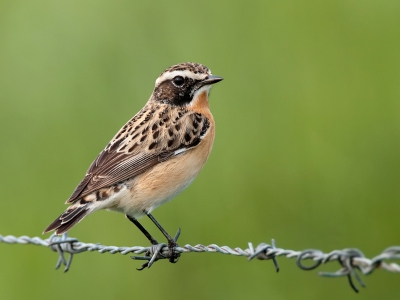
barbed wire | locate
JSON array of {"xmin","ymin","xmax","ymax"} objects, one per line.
[{"xmin": 1, "ymin": 233, "xmax": 399, "ymax": 293}]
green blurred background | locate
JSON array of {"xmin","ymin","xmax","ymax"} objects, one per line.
[{"xmin": 0, "ymin": 0, "xmax": 399, "ymax": 299}]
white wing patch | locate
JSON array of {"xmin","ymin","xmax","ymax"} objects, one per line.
[{"xmin": 174, "ymin": 148, "xmax": 187, "ymax": 155}]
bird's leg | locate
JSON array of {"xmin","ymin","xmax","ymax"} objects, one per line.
[
  {"xmin": 146, "ymin": 212, "xmax": 181, "ymax": 263},
  {"xmin": 126, "ymin": 214, "xmax": 165, "ymax": 270},
  {"xmin": 125, "ymin": 214, "xmax": 158, "ymax": 245},
  {"xmin": 126, "ymin": 213, "xmax": 180, "ymax": 268}
]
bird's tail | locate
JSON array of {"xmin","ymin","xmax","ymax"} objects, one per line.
[{"xmin": 43, "ymin": 201, "xmax": 91, "ymax": 235}]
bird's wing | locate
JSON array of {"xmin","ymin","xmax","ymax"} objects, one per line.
[{"xmin": 66, "ymin": 104, "xmax": 211, "ymax": 203}]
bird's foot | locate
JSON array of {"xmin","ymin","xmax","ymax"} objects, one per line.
[
  {"xmin": 131, "ymin": 228, "xmax": 181, "ymax": 270},
  {"xmin": 167, "ymin": 227, "xmax": 181, "ymax": 263}
]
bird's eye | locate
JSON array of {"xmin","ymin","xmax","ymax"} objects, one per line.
[{"xmin": 173, "ymin": 76, "xmax": 185, "ymax": 86}]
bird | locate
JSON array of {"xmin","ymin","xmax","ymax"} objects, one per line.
[{"xmin": 43, "ymin": 62, "xmax": 223, "ymax": 268}]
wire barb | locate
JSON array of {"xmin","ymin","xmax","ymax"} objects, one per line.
[{"xmin": 1, "ymin": 233, "xmax": 399, "ymax": 292}]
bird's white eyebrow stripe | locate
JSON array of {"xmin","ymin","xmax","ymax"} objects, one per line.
[{"xmin": 155, "ymin": 70, "xmax": 208, "ymax": 85}]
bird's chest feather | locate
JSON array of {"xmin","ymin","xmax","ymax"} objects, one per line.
[{"xmin": 117, "ymin": 122, "xmax": 214, "ymax": 216}]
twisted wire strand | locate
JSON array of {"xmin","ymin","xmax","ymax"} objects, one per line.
[{"xmin": 1, "ymin": 233, "xmax": 399, "ymax": 293}]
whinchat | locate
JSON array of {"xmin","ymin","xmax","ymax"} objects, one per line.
[{"xmin": 44, "ymin": 62, "xmax": 223, "ymax": 267}]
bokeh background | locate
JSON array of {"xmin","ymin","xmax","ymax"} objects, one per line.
[{"xmin": 0, "ymin": 0, "xmax": 399, "ymax": 299}]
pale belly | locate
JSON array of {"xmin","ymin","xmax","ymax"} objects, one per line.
[{"xmin": 107, "ymin": 143, "xmax": 212, "ymax": 219}]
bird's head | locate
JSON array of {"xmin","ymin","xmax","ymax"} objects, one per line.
[{"xmin": 152, "ymin": 62, "xmax": 223, "ymax": 107}]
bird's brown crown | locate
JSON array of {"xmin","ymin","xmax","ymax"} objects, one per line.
[{"xmin": 160, "ymin": 62, "xmax": 211, "ymax": 76}]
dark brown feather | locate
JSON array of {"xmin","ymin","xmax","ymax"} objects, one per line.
[
  {"xmin": 43, "ymin": 215, "xmax": 64, "ymax": 233},
  {"xmin": 43, "ymin": 204, "xmax": 89, "ymax": 234},
  {"xmin": 60, "ymin": 205, "xmax": 88, "ymax": 223},
  {"xmin": 55, "ymin": 208, "xmax": 89, "ymax": 235}
]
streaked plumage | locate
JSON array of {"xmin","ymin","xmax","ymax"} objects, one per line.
[{"xmin": 44, "ymin": 62, "xmax": 222, "ymax": 238}]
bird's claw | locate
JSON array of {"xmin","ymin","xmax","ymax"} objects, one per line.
[
  {"xmin": 168, "ymin": 227, "xmax": 181, "ymax": 263},
  {"xmin": 131, "ymin": 228, "xmax": 181, "ymax": 269}
]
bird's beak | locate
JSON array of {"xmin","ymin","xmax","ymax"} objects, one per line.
[
  {"xmin": 201, "ymin": 75, "xmax": 223, "ymax": 86},
  {"xmin": 192, "ymin": 75, "xmax": 223, "ymax": 95}
]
